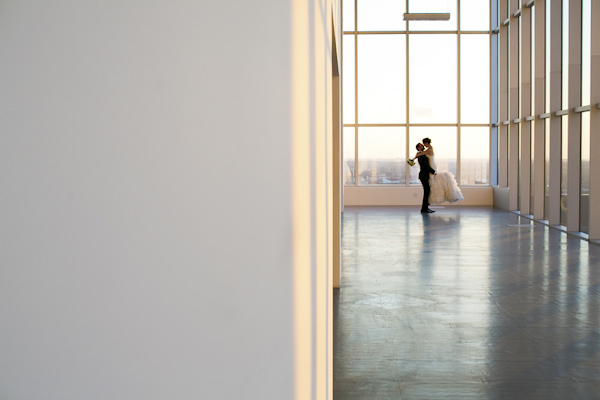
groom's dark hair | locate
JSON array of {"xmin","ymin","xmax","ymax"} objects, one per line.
[{"xmin": 416, "ymin": 143, "xmax": 422, "ymax": 150}]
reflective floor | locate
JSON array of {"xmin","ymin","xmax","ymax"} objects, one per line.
[{"xmin": 334, "ymin": 206, "xmax": 600, "ymax": 399}]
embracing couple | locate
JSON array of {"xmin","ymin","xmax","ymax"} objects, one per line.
[{"xmin": 413, "ymin": 138, "xmax": 464, "ymax": 214}]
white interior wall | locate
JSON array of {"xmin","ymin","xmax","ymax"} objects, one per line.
[
  {"xmin": 0, "ymin": 1, "xmax": 333, "ymax": 399},
  {"xmin": 291, "ymin": 1, "xmax": 339, "ymax": 398}
]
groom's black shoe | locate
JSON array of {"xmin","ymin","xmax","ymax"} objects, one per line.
[{"xmin": 421, "ymin": 209, "xmax": 435, "ymax": 213}]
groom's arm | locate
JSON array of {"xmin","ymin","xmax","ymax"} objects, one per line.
[{"xmin": 427, "ymin": 163, "xmax": 435, "ymax": 175}]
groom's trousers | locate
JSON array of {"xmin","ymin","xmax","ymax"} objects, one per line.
[{"xmin": 419, "ymin": 173, "xmax": 430, "ymax": 212}]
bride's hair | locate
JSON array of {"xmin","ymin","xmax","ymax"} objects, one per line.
[{"xmin": 423, "ymin": 137, "xmax": 431, "ymax": 145}]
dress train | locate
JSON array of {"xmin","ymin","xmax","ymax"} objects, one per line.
[{"xmin": 426, "ymin": 155, "xmax": 464, "ymax": 204}]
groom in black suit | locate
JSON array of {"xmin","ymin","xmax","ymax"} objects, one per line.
[{"xmin": 416, "ymin": 143, "xmax": 436, "ymax": 214}]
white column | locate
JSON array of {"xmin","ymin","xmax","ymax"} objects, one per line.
[
  {"xmin": 333, "ymin": 72, "xmax": 342, "ymax": 288},
  {"xmin": 533, "ymin": 0, "xmax": 547, "ymax": 220},
  {"xmin": 332, "ymin": 12, "xmax": 342, "ymax": 289},
  {"xmin": 589, "ymin": 0, "xmax": 600, "ymax": 240},
  {"xmin": 548, "ymin": 0, "xmax": 563, "ymax": 225},
  {"xmin": 292, "ymin": 0, "xmax": 338, "ymax": 398}
]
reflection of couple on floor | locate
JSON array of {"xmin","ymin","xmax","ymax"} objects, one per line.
[{"xmin": 414, "ymin": 138, "xmax": 464, "ymax": 214}]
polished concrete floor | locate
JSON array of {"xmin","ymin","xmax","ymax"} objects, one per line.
[{"xmin": 333, "ymin": 206, "xmax": 600, "ymax": 399}]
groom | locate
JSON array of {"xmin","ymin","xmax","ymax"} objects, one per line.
[{"xmin": 416, "ymin": 143, "xmax": 436, "ymax": 214}]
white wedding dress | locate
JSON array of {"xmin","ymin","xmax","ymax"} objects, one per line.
[{"xmin": 426, "ymin": 154, "xmax": 464, "ymax": 204}]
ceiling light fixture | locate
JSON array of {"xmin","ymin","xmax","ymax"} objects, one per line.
[{"xmin": 403, "ymin": 13, "xmax": 450, "ymax": 21}]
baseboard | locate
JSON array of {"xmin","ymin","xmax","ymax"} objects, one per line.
[{"xmin": 343, "ymin": 186, "xmax": 493, "ymax": 206}]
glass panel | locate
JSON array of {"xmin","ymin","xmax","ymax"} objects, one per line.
[
  {"xmin": 408, "ymin": 127, "xmax": 457, "ymax": 184},
  {"xmin": 545, "ymin": 3, "xmax": 551, "ymax": 112},
  {"xmin": 461, "ymin": 35, "xmax": 490, "ymax": 123},
  {"xmin": 581, "ymin": 0, "xmax": 591, "ymax": 233},
  {"xmin": 460, "ymin": 127, "xmax": 489, "ymax": 185},
  {"xmin": 580, "ymin": 113, "xmax": 590, "ymax": 233},
  {"xmin": 343, "ymin": 35, "xmax": 355, "ymax": 124},
  {"xmin": 531, "ymin": 121, "xmax": 535, "ymax": 212},
  {"xmin": 357, "ymin": 127, "xmax": 406, "ymax": 185},
  {"xmin": 544, "ymin": 4, "xmax": 550, "ymax": 219},
  {"xmin": 582, "ymin": 0, "xmax": 591, "ymax": 106},
  {"xmin": 408, "ymin": 0, "xmax": 457, "ymax": 31},
  {"xmin": 562, "ymin": 0, "xmax": 569, "ymax": 108},
  {"xmin": 358, "ymin": 35, "xmax": 406, "ymax": 123},
  {"xmin": 560, "ymin": 0, "xmax": 568, "ymax": 226},
  {"xmin": 544, "ymin": 119, "xmax": 550, "ymax": 219},
  {"xmin": 460, "ymin": 0, "xmax": 490, "ymax": 31},
  {"xmin": 357, "ymin": 0, "xmax": 406, "ymax": 31},
  {"xmin": 343, "ymin": 0, "xmax": 355, "ymax": 32},
  {"xmin": 409, "ymin": 35, "xmax": 457, "ymax": 123},
  {"xmin": 517, "ymin": 124, "xmax": 521, "ymax": 211},
  {"xmin": 560, "ymin": 116, "xmax": 568, "ymax": 226},
  {"xmin": 343, "ymin": 127, "xmax": 356, "ymax": 185},
  {"xmin": 530, "ymin": 8, "xmax": 535, "ymax": 212}
]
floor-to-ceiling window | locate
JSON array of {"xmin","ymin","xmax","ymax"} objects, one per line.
[
  {"xmin": 495, "ymin": 0, "xmax": 597, "ymax": 239},
  {"xmin": 342, "ymin": 0, "xmax": 490, "ymax": 188}
]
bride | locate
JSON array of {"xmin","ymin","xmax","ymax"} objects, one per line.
[{"xmin": 414, "ymin": 137, "xmax": 464, "ymax": 204}]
